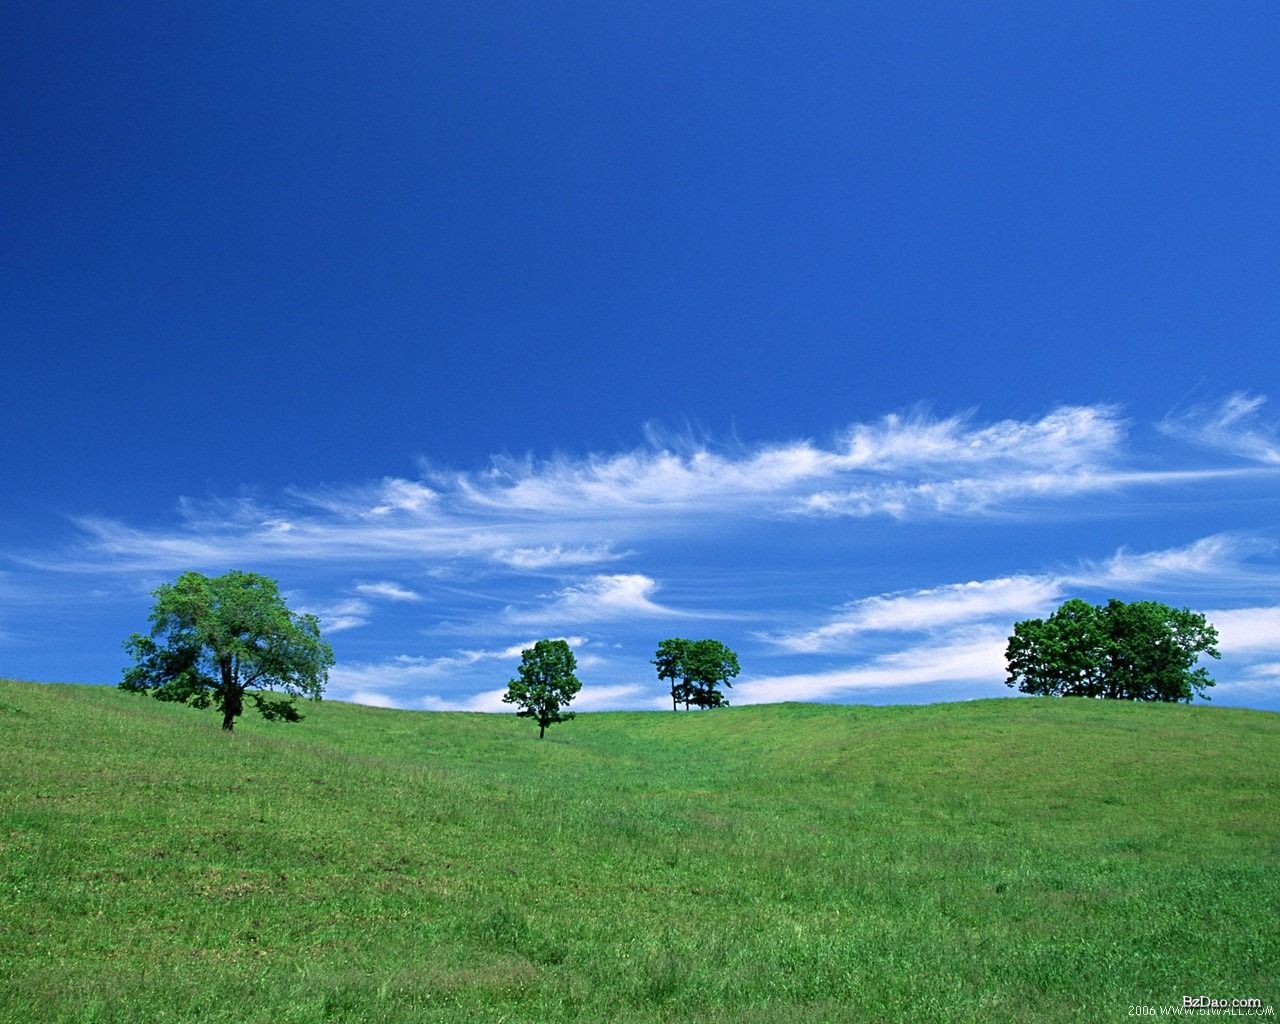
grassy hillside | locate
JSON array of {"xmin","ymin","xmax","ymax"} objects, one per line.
[{"xmin": 1, "ymin": 679, "xmax": 1276, "ymax": 1023}]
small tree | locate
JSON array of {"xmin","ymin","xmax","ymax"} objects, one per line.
[
  {"xmin": 503, "ymin": 639, "xmax": 582, "ymax": 739},
  {"xmin": 685, "ymin": 639, "xmax": 740, "ymax": 708},
  {"xmin": 1006, "ymin": 598, "xmax": 1219, "ymax": 702},
  {"xmin": 653, "ymin": 637, "xmax": 740, "ymax": 709},
  {"xmin": 121, "ymin": 570, "xmax": 333, "ymax": 730},
  {"xmin": 653, "ymin": 637, "xmax": 692, "ymax": 710}
]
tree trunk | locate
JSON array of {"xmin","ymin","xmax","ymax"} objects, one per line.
[
  {"xmin": 539, "ymin": 722, "xmax": 546, "ymax": 739},
  {"xmin": 220, "ymin": 671, "xmax": 243, "ymax": 732}
]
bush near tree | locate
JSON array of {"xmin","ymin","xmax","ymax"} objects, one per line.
[
  {"xmin": 121, "ymin": 570, "xmax": 333, "ymax": 731},
  {"xmin": 1005, "ymin": 598, "xmax": 1219, "ymax": 703}
]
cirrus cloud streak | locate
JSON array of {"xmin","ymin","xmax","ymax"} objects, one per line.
[{"xmin": 29, "ymin": 400, "xmax": 1273, "ymax": 577}]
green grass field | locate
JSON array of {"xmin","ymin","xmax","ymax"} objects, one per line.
[{"xmin": 1, "ymin": 678, "xmax": 1276, "ymax": 1023}]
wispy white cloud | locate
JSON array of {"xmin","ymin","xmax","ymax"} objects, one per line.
[
  {"xmin": 768, "ymin": 534, "xmax": 1261, "ymax": 655},
  {"xmin": 331, "ymin": 634, "xmax": 624, "ymax": 711},
  {"xmin": 1207, "ymin": 658, "xmax": 1280, "ymax": 696},
  {"xmin": 328, "ymin": 653, "xmax": 460, "ymax": 694},
  {"xmin": 299, "ymin": 598, "xmax": 371, "ymax": 633},
  {"xmin": 367, "ymin": 479, "xmax": 439, "ymax": 516},
  {"xmin": 770, "ymin": 576, "xmax": 1063, "ymax": 653},
  {"xmin": 410, "ymin": 682, "xmax": 647, "ymax": 713},
  {"xmin": 60, "ymin": 505, "xmax": 518, "ymax": 571},
  {"xmin": 738, "ymin": 628, "xmax": 1010, "ymax": 704},
  {"xmin": 32, "ymin": 401, "xmax": 1278, "ymax": 576},
  {"xmin": 295, "ymin": 478, "xmax": 440, "ymax": 518},
  {"xmin": 1202, "ymin": 606, "xmax": 1280, "ymax": 655},
  {"xmin": 793, "ymin": 467, "xmax": 1261, "ymax": 519},
  {"xmin": 1077, "ymin": 535, "xmax": 1239, "ymax": 586},
  {"xmin": 491, "ymin": 544, "xmax": 627, "ymax": 570},
  {"xmin": 354, "ymin": 580, "xmax": 422, "ymax": 602},
  {"xmin": 347, "ymin": 689, "xmax": 399, "ymax": 709},
  {"xmin": 420, "ymin": 687, "xmax": 509, "ymax": 713},
  {"xmin": 327, "ymin": 636, "xmax": 593, "ymax": 698},
  {"xmin": 451, "ymin": 444, "xmax": 828, "ymax": 514},
  {"xmin": 563, "ymin": 683, "xmax": 646, "ymax": 711},
  {"xmin": 833, "ymin": 405, "xmax": 1123, "ymax": 471},
  {"xmin": 1067, "ymin": 533, "xmax": 1276, "ymax": 591},
  {"xmin": 487, "ymin": 636, "xmax": 590, "ymax": 659},
  {"xmin": 1160, "ymin": 392, "xmax": 1280, "ymax": 464},
  {"xmin": 506, "ymin": 574, "xmax": 679, "ymax": 625},
  {"xmin": 451, "ymin": 405, "xmax": 1126, "ymax": 516}
]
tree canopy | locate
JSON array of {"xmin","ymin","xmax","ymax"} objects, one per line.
[
  {"xmin": 503, "ymin": 638, "xmax": 582, "ymax": 739},
  {"xmin": 121, "ymin": 570, "xmax": 333, "ymax": 730},
  {"xmin": 1005, "ymin": 598, "xmax": 1219, "ymax": 703},
  {"xmin": 653, "ymin": 637, "xmax": 740, "ymax": 709}
]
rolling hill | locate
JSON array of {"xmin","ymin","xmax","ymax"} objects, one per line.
[{"xmin": 1, "ymin": 678, "xmax": 1276, "ymax": 1022}]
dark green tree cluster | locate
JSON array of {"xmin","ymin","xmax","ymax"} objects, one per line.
[
  {"xmin": 502, "ymin": 635, "xmax": 741, "ymax": 739},
  {"xmin": 1006, "ymin": 598, "xmax": 1219, "ymax": 703},
  {"xmin": 652, "ymin": 637, "xmax": 740, "ymax": 710},
  {"xmin": 122, "ymin": 570, "xmax": 334, "ymax": 731}
]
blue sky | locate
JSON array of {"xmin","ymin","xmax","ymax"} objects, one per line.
[{"xmin": 3, "ymin": 3, "xmax": 1278, "ymax": 711}]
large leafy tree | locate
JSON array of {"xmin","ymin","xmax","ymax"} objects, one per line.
[
  {"xmin": 503, "ymin": 638, "xmax": 582, "ymax": 739},
  {"xmin": 653, "ymin": 637, "xmax": 740, "ymax": 709},
  {"xmin": 1006, "ymin": 598, "xmax": 1219, "ymax": 703},
  {"xmin": 121, "ymin": 571, "xmax": 334, "ymax": 731}
]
